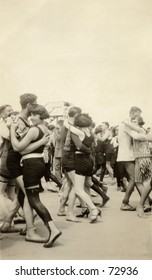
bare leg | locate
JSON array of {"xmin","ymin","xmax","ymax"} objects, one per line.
[
  {"xmin": 136, "ymin": 179, "xmax": 152, "ymax": 218},
  {"xmin": 0, "ymin": 181, "xmax": 12, "ymax": 219},
  {"xmin": 44, "ymin": 220, "xmax": 62, "ymax": 248},
  {"xmin": 0, "ymin": 193, "xmax": 21, "ymax": 233},
  {"xmin": 106, "ymin": 161, "xmax": 114, "ymax": 182},
  {"xmin": 75, "ymin": 174, "xmax": 96, "ymax": 210},
  {"xmin": 58, "ymin": 179, "xmax": 70, "ymax": 215},
  {"xmin": 121, "ymin": 162, "xmax": 136, "ymax": 210},
  {"xmin": 15, "ymin": 176, "xmax": 35, "ymax": 232},
  {"xmin": 66, "ymin": 171, "xmax": 76, "ymax": 214},
  {"xmin": 6, "ymin": 181, "xmax": 16, "ymax": 201}
]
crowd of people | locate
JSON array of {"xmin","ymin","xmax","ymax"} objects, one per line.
[{"xmin": 0, "ymin": 94, "xmax": 152, "ymax": 248}]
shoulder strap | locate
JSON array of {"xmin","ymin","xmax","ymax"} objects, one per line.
[
  {"xmin": 18, "ymin": 117, "xmax": 30, "ymax": 128},
  {"xmin": 63, "ymin": 129, "xmax": 71, "ymax": 151}
]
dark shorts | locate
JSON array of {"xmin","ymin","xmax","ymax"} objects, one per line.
[
  {"xmin": 105, "ymin": 152, "xmax": 113, "ymax": 161},
  {"xmin": 0, "ymin": 158, "xmax": 12, "ymax": 180},
  {"xmin": 7, "ymin": 151, "xmax": 22, "ymax": 179},
  {"xmin": 62, "ymin": 151, "xmax": 75, "ymax": 172},
  {"xmin": 0, "ymin": 140, "xmax": 13, "ymax": 180},
  {"xmin": 22, "ymin": 158, "xmax": 45, "ymax": 189},
  {"xmin": 95, "ymin": 152, "xmax": 106, "ymax": 166},
  {"xmin": 103, "ymin": 140, "xmax": 114, "ymax": 161},
  {"xmin": 75, "ymin": 154, "xmax": 93, "ymax": 176}
]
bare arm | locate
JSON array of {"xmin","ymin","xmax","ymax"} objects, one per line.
[
  {"xmin": 126, "ymin": 130, "xmax": 146, "ymax": 140},
  {"xmin": 71, "ymin": 134, "xmax": 91, "ymax": 154},
  {"xmin": 96, "ymin": 132, "xmax": 103, "ymax": 141},
  {"xmin": 20, "ymin": 134, "xmax": 50, "ymax": 155},
  {"xmin": 124, "ymin": 120, "xmax": 144, "ymax": 133},
  {"xmin": 100, "ymin": 130, "xmax": 110, "ymax": 141},
  {"xmin": 10, "ymin": 125, "xmax": 38, "ymax": 151},
  {"xmin": 64, "ymin": 121, "xmax": 84, "ymax": 138},
  {"xmin": 54, "ymin": 130, "xmax": 61, "ymax": 141},
  {"xmin": 144, "ymin": 132, "xmax": 152, "ymax": 141},
  {"xmin": 0, "ymin": 122, "xmax": 10, "ymax": 140}
]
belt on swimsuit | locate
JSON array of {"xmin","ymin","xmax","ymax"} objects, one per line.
[
  {"xmin": 21, "ymin": 153, "xmax": 44, "ymax": 165},
  {"xmin": 20, "ymin": 153, "xmax": 44, "ymax": 166}
]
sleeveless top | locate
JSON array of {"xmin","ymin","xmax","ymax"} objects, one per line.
[
  {"xmin": 7, "ymin": 116, "xmax": 30, "ymax": 153},
  {"xmin": 28, "ymin": 127, "xmax": 45, "ymax": 154},
  {"xmin": 61, "ymin": 125, "xmax": 75, "ymax": 153},
  {"xmin": 82, "ymin": 133, "xmax": 93, "ymax": 149}
]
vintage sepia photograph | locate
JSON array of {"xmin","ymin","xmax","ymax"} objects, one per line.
[{"xmin": 0, "ymin": 0, "xmax": 152, "ymax": 261}]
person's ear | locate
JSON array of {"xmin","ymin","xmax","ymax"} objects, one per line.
[{"xmin": 26, "ymin": 103, "xmax": 31, "ymax": 109}]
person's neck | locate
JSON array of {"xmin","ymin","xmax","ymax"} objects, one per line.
[
  {"xmin": 19, "ymin": 109, "xmax": 28, "ymax": 120},
  {"xmin": 38, "ymin": 121, "xmax": 44, "ymax": 127},
  {"xmin": 2, "ymin": 116, "xmax": 7, "ymax": 122},
  {"xmin": 68, "ymin": 117, "xmax": 74, "ymax": 125},
  {"xmin": 103, "ymin": 128, "xmax": 108, "ymax": 133}
]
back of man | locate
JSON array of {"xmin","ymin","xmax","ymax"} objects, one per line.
[
  {"xmin": 117, "ymin": 122, "xmax": 135, "ymax": 162},
  {"xmin": 117, "ymin": 106, "xmax": 142, "ymax": 211}
]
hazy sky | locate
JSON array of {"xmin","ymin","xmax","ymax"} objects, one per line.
[{"xmin": 0, "ymin": 0, "xmax": 152, "ymax": 126}]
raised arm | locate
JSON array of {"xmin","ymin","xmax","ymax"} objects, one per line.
[
  {"xmin": 124, "ymin": 120, "xmax": 144, "ymax": 133},
  {"xmin": 71, "ymin": 133, "xmax": 91, "ymax": 154},
  {"xmin": 100, "ymin": 130, "xmax": 111, "ymax": 142},
  {"xmin": 144, "ymin": 132, "xmax": 152, "ymax": 142},
  {"xmin": 0, "ymin": 121, "xmax": 10, "ymax": 140},
  {"xmin": 64, "ymin": 121, "xmax": 84, "ymax": 139},
  {"xmin": 126, "ymin": 130, "xmax": 146, "ymax": 140}
]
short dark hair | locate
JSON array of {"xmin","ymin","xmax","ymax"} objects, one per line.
[
  {"xmin": 138, "ymin": 116, "xmax": 145, "ymax": 126},
  {"xmin": 20, "ymin": 93, "xmax": 37, "ymax": 109},
  {"xmin": 102, "ymin": 122, "xmax": 109, "ymax": 128},
  {"xmin": 91, "ymin": 122, "xmax": 96, "ymax": 129},
  {"xmin": 29, "ymin": 104, "xmax": 50, "ymax": 120},
  {"xmin": 74, "ymin": 113, "xmax": 93, "ymax": 128},
  {"xmin": 129, "ymin": 106, "xmax": 141, "ymax": 117},
  {"xmin": 57, "ymin": 119, "xmax": 64, "ymax": 127},
  {"xmin": 68, "ymin": 106, "xmax": 82, "ymax": 117},
  {"xmin": 48, "ymin": 124, "xmax": 55, "ymax": 131},
  {"xmin": 111, "ymin": 125, "xmax": 119, "ymax": 137},
  {"xmin": 94, "ymin": 125, "xmax": 102, "ymax": 134}
]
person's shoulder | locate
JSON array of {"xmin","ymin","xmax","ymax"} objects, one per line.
[
  {"xmin": 119, "ymin": 119, "xmax": 128, "ymax": 125},
  {"xmin": 28, "ymin": 126, "xmax": 39, "ymax": 134},
  {"xmin": 16, "ymin": 114, "xmax": 22, "ymax": 124},
  {"xmin": 118, "ymin": 121, "xmax": 128, "ymax": 135},
  {"xmin": 62, "ymin": 124, "xmax": 68, "ymax": 130},
  {"xmin": 119, "ymin": 120, "xmax": 128, "ymax": 128},
  {"xmin": 61, "ymin": 125, "xmax": 68, "ymax": 134},
  {"xmin": 0, "ymin": 119, "xmax": 5, "ymax": 130}
]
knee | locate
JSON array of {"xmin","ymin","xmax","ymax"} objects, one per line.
[
  {"xmin": 128, "ymin": 175, "xmax": 135, "ymax": 183},
  {"xmin": 18, "ymin": 190, "xmax": 25, "ymax": 208},
  {"xmin": 26, "ymin": 190, "xmax": 35, "ymax": 207},
  {"xmin": 75, "ymin": 188, "xmax": 82, "ymax": 197},
  {"xmin": 128, "ymin": 178, "xmax": 135, "ymax": 188},
  {"xmin": 85, "ymin": 182, "xmax": 90, "ymax": 188},
  {"xmin": 106, "ymin": 161, "xmax": 111, "ymax": 168}
]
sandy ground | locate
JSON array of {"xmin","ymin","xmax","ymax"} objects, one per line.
[{"xmin": 0, "ymin": 178, "xmax": 152, "ymax": 260}]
